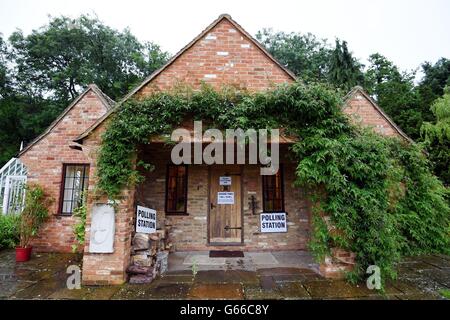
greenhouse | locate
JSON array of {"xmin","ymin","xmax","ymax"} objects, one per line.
[{"xmin": 0, "ymin": 157, "xmax": 27, "ymax": 214}]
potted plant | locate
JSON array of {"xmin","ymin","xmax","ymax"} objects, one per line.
[{"xmin": 16, "ymin": 184, "xmax": 50, "ymax": 262}]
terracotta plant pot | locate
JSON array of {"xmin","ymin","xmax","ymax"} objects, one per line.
[{"xmin": 15, "ymin": 246, "xmax": 32, "ymax": 262}]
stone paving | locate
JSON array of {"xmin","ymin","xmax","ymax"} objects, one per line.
[{"xmin": 0, "ymin": 249, "xmax": 449, "ymax": 300}]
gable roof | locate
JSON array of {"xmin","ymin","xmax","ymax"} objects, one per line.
[
  {"xmin": 344, "ymin": 86, "xmax": 413, "ymax": 143},
  {"xmin": 123, "ymin": 14, "xmax": 296, "ymax": 100},
  {"xmin": 74, "ymin": 14, "xmax": 297, "ymax": 143},
  {"xmin": 18, "ymin": 84, "xmax": 115, "ymax": 156}
]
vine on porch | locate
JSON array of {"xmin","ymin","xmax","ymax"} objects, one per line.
[{"xmin": 96, "ymin": 81, "xmax": 450, "ymax": 286}]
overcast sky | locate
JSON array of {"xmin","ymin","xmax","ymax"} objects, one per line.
[{"xmin": 1, "ymin": 0, "xmax": 449, "ymax": 77}]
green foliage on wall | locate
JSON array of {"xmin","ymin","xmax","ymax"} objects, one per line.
[
  {"xmin": 96, "ymin": 81, "xmax": 450, "ymax": 285},
  {"xmin": 71, "ymin": 192, "xmax": 87, "ymax": 253}
]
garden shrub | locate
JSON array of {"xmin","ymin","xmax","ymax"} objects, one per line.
[
  {"xmin": 19, "ymin": 184, "xmax": 50, "ymax": 248},
  {"xmin": 0, "ymin": 213, "xmax": 20, "ymax": 249}
]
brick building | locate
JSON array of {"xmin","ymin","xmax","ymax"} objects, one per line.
[{"xmin": 18, "ymin": 14, "xmax": 410, "ymax": 285}]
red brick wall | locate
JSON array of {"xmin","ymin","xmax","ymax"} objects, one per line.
[
  {"xmin": 19, "ymin": 89, "xmax": 109, "ymax": 252},
  {"xmin": 80, "ymin": 120, "xmax": 136, "ymax": 285},
  {"xmin": 137, "ymin": 18, "xmax": 293, "ymax": 95},
  {"xmin": 136, "ymin": 144, "xmax": 310, "ymax": 252},
  {"xmin": 344, "ymin": 90, "xmax": 401, "ymax": 138},
  {"xmin": 80, "ymin": 17, "xmax": 297, "ymax": 284}
]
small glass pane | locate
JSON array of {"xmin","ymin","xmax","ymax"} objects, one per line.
[
  {"xmin": 61, "ymin": 165, "xmax": 89, "ymax": 214},
  {"xmin": 166, "ymin": 165, "xmax": 187, "ymax": 214},
  {"xmin": 263, "ymin": 168, "xmax": 284, "ymax": 212}
]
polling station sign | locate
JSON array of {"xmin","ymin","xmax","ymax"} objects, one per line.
[
  {"xmin": 260, "ymin": 213, "xmax": 287, "ymax": 233},
  {"xmin": 136, "ymin": 205, "xmax": 156, "ymax": 234}
]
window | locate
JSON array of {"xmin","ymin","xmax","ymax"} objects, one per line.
[
  {"xmin": 59, "ymin": 164, "xmax": 89, "ymax": 215},
  {"xmin": 262, "ymin": 166, "xmax": 285, "ymax": 212},
  {"xmin": 165, "ymin": 165, "xmax": 188, "ymax": 214}
]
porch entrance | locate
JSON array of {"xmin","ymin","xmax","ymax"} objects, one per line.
[{"xmin": 208, "ymin": 165, "xmax": 243, "ymax": 245}]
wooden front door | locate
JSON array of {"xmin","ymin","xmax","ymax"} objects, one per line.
[{"xmin": 209, "ymin": 165, "xmax": 243, "ymax": 244}]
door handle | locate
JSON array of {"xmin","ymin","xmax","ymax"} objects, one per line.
[{"xmin": 210, "ymin": 202, "xmax": 216, "ymax": 210}]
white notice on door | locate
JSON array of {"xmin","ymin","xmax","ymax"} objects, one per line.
[
  {"xmin": 219, "ymin": 176, "xmax": 232, "ymax": 185},
  {"xmin": 217, "ymin": 192, "xmax": 234, "ymax": 204}
]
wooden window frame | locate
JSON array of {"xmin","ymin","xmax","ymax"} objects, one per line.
[
  {"xmin": 58, "ymin": 163, "xmax": 89, "ymax": 216},
  {"xmin": 262, "ymin": 164, "xmax": 285, "ymax": 213},
  {"xmin": 165, "ymin": 164, "xmax": 188, "ymax": 216}
]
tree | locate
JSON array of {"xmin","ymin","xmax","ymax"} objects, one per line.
[
  {"xmin": 9, "ymin": 14, "xmax": 169, "ymax": 103},
  {"xmin": 0, "ymin": 15, "xmax": 170, "ymax": 166},
  {"xmin": 256, "ymin": 29, "xmax": 331, "ymax": 81},
  {"xmin": 421, "ymin": 86, "xmax": 450, "ymax": 185},
  {"xmin": 416, "ymin": 58, "xmax": 450, "ymax": 123},
  {"xmin": 0, "ymin": 35, "xmax": 10, "ymax": 98},
  {"xmin": 328, "ymin": 39, "xmax": 364, "ymax": 91},
  {"xmin": 364, "ymin": 53, "xmax": 420, "ymax": 139},
  {"xmin": 0, "ymin": 35, "xmax": 22, "ymax": 164}
]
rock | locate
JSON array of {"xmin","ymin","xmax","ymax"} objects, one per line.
[
  {"xmin": 129, "ymin": 275, "xmax": 153, "ymax": 284},
  {"xmin": 132, "ymin": 233, "xmax": 150, "ymax": 250},
  {"xmin": 152, "ymin": 264, "xmax": 159, "ymax": 279},
  {"xmin": 156, "ymin": 251, "xmax": 169, "ymax": 274},
  {"xmin": 134, "ymin": 249, "xmax": 152, "ymax": 255},
  {"xmin": 127, "ymin": 265, "xmax": 153, "ymax": 275},
  {"xmin": 132, "ymin": 254, "xmax": 152, "ymax": 267},
  {"xmin": 156, "ymin": 229, "xmax": 166, "ymax": 239},
  {"xmin": 149, "ymin": 234, "xmax": 159, "ymax": 241}
]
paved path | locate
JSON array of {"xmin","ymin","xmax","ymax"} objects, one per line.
[{"xmin": 0, "ymin": 250, "xmax": 449, "ymax": 300}]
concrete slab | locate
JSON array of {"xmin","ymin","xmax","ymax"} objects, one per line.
[
  {"xmin": 259, "ymin": 276, "xmax": 277, "ymax": 290},
  {"xmin": 188, "ymin": 283, "xmax": 244, "ymax": 300},
  {"xmin": 144, "ymin": 283, "xmax": 190, "ymax": 299},
  {"xmin": 111, "ymin": 283, "xmax": 156, "ymax": 300},
  {"xmin": 170, "ymin": 250, "xmax": 318, "ymax": 273},
  {"xmin": 13, "ymin": 278, "xmax": 66, "ymax": 299},
  {"xmin": 48, "ymin": 287, "xmax": 93, "ymax": 300},
  {"xmin": 302, "ymin": 279, "xmax": 389, "ymax": 299},
  {"xmin": 243, "ymin": 283, "xmax": 283, "ymax": 300},
  {"xmin": 183, "ymin": 254, "xmax": 226, "ymax": 266},
  {"xmin": 1, "ymin": 250, "xmax": 449, "ymax": 300},
  {"xmin": 396, "ymin": 293, "xmax": 441, "ymax": 300},
  {"xmin": 86, "ymin": 286, "xmax": 121, "ymax": 300},
  {"xmin": 195, "ymin": 270, "xmax": 259, "ymax": 285},
  {"xmin": 159, "ymin": 273, "xmax": 195, "ymax": 284},
  {"xmin": 278, "ymin": 282, "xmax": 311, "ymax": 299},
  {"xmin": 418, "ymin": 255, "xmax": 450, "ymax": 269},
  {"xmin": 246, "ymin": 252, "xmax": 278, "ymax": 265}
]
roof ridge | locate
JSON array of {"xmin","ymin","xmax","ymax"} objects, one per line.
[
  {"xmin": 74, "ymin": 14, "xmax": 297, "ymax": 142},
  {"xmin": 118, "ymin": 14, "xmax": 295, "ymax": 104},
  {"xmin": 88, "ymin": 84, "xmax": 116, "ymax": 109},
  {"xmin": 18, "ymin": 85, "xmax": 114, "ymax": 157},
  {"xmin": 344, "ymin": 86, "xmax": 413, "ymax": 143}
]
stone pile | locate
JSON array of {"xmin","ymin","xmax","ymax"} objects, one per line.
[{"xmin": 127, "ymin": 226, "xmax": 173, "ymax": 284}]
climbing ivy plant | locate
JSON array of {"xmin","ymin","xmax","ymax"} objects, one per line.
[
  {"xmin": 96, "ymin": 82, "xmax": 450, "ymax": 285},
  {"xmin": 71, "ymin": 192, "xmax": 87, "ymax": 253}
]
